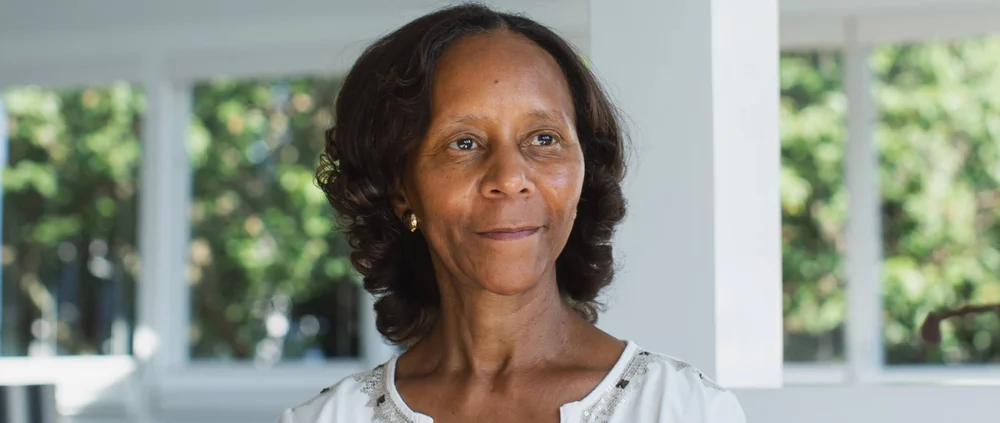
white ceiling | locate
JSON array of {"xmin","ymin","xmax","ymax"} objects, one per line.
[
  {"xmin": 782, "ymin": 0, "xmax": 999, "ymax": 14},
  {"xmin": 3, "ymin": 0, "xmax": 1000, "ymax": 39},
  {"xmin": 0, "ymin": 0, "xmax": 581, "ymax": 38},
  {"xmin": 1, "ymin": 0, "xmax": 1000, "ymax": 79}
]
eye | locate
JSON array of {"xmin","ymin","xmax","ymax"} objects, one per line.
[
  {"xmin": 448, "ymin": 137, "xmax": 479, "ymax": 151},
  {"xmin": 530, "ymin": 133, "xmax": 558, "ymax": 146}
]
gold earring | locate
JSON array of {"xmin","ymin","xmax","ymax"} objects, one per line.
[{"xmin": 406, "ymin": 212, "xmax": 418, "ymax": 232}]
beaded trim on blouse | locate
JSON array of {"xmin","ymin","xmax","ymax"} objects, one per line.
[
  {"xmin": 348, "ymin": 349, "xmax": 724, "ymax": 423},
  {"xmin": 580, "ymin": 351, "xmax": 725, "ymax": 423},
  {"xmin": 354, "ymin": 364, "xmax": 412, "ymax": 423}
]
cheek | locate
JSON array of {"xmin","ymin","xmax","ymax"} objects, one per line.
[
  {"xmin": 411, "ymin": 164, "xmax": 476, "ymax": 221},
  {"xmin": 542, "ymin": 158, "xmax": 585, "ymax": 213}
]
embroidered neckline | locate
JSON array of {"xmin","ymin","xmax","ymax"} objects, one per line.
[
  {"xmin": 354, "ymin": 363, "xmax": 413, "ymax": 423},
  {"xmin": 580, "ymin": 349, "xmax": 651, "ymax": 423},
  {"xmin": 580, "ymin": 350, "xmax": 725, "ymax": 423},
  {"xmin": 353, "ymin": 344, "xmax": 723, "ymax": 423}
]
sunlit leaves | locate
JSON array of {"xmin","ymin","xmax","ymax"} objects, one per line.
[
  {"xmin": 188, "ymin": 75, "xmax": 356, "ymax": 361},
  {"xmin": 783, "ymin": 37, "xmax": 1000, "ymax": 364},
  {"xmin": 187, "ymin": 121, "xmax": 212, "ymax": 167},
  {"xmin": 2, "ymin": 83, "xmax": 142, "ymax": 356},
  {"xmin": 29, "ymin": 216, "xmax": 82, "ymax": 245},
  {"xmin": 3, "ymin": 161, "xmax": 58, "ymax": 196},
  {"xmin": 875, "ymin": 35, "xmax": 1000, "ymax": 364},
  {"xmin": 780, "ymin": 51, "xmax": 847, "ymax": 361}
]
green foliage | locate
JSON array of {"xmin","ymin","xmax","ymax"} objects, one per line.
[
  {"xmin": 781, "ymin": 36, "xmax": 1000, "ymax": 364},
  {"xmin": 1, "ymin": 77, "xmax": 359, "ymax": 362},
  {"xmin": 875, "ymin": 37, "xmax": 1000, "ymax": 364},
  {"xmin": 187, "ymin": 76, "xmax": 359, "ymax": 362},
  {"xmin": 780, "ymin": 52, "xmax": 847, "ymax": 362},
  {"xmin": 2, "ymin": 83, "xmax": 142, "ymax": 356}
]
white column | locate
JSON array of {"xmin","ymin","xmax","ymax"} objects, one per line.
[
  {"xmin": 843, "ymin": 18, "xmax": 882, "ymax": 383},
  {"xmin": 136, "ymin": 57, "xmax": 192, "ymax": 375},
  {"xmin": 132, "ymin": 57, "xmax": 194, "ymax": 423},
  {"xmin": 589, "ymin": 0, "xmax": 782, "ymax": 387}
]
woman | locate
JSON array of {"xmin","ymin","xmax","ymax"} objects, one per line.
[{"xmin": 281, "ymin": 4, "xmax": 746, "ymax": 423}]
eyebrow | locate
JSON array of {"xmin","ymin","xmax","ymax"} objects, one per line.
[
  {"xmin": 444, "ymin": 109, "xmax": 562, "ymax": 125},
  {"xmin": 526, "ymin": 109, "xmax": 560, "ymax": 121},
  {"xmin": 447, "ymin": 113, "xmax": 490, "ymax": 125}
]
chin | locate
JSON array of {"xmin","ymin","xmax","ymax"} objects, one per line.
[
  {"xmin": 474, "ymin": 269, "xmax": 549, "ymax": 297},
  {"xmin": 460, "ymin": 244, "xmax": 559, "ymax": 296}
]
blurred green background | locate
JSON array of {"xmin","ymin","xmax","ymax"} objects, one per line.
[{"xmin": 781, "ymin": 36, "xmax": 1000, "ymax": 364}]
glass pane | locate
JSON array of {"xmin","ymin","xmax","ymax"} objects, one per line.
[
  {"xmin": 188, "ymin": 75, "xmax": 360, "ymax": 365},
  {"xmin": 1, "ymin": 83, "xmax": 142, "ymax": 356},
  {"xmin": 780, "ymin": 51, "xmax": 847, "ymax": 362},
  {"xmin": 878, "ymin": 36, "xmax": 1000, "ymax": 364}
]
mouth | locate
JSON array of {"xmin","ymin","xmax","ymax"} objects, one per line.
[{"xmin": 476, "ymin": 226, "xmax": 541, "ymax": 241}]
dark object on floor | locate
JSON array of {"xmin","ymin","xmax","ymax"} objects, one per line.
[{"xmin": 0, "ymin": 384, "xmax": 57, "ymax": 423}]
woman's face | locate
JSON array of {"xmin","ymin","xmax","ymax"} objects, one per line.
[{"xmin": 399, "ymin": 30, "xmax": 584, "ymax": 297}]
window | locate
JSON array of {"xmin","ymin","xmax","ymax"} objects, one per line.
[
  {"xmin": 187, "ymin": 75, "xmax": 360, "ymax": 365},
  {"xmin": 1, "ymin": 83, "xmax": 143, "ymax": 356},
  {"xmin": 780, "ymin": 51, "xmax": 847, "ymax": 362},
  {"xmin": 783, "ymin": 37, "xmax": 1000, "ymax": 368},
  {"xmin": 876, "ymin": 36, "xmax": 1000, "ymax": 365}
]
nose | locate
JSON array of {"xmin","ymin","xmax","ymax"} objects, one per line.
[{"xmin": 480, "ymin": 145, "xmax": 536, "ymax": 199}]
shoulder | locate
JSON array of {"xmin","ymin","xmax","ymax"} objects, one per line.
[
  {"xmin": 276, "ymin": 364, "xmax": 385, "ymax": 423},
  {"xmin": 623, "ymin": 350, "xmax": 746, "ymax": 423}
]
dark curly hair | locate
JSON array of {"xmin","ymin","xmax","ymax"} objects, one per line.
[{"xmin": 316, "ymin": 3, "xmax": 627, "ymax": 346}]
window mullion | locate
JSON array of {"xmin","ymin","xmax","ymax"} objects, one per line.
[
  {"xmin": 843, "ymin": 18, "xmax": 884, "ymax": 384},
  {"xmin": 137, "ymin": 56, "xmax": 191, "ymax": 375}
]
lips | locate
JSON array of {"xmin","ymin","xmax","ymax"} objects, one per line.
[{"xmin": 476, "ymin": 226, "xmax": 541, "ymax": 241}]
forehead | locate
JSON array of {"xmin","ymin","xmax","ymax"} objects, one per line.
[{"xmin": 430, "ymin": 30, "xmax": 574, "ymax": 118}]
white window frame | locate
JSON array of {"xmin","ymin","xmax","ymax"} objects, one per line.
[
  {"xmin": 734, "ymin": 11, "xmax": 1000, "ymax": 423},
  {"xmin": 779, "ymin": 15, "xmax": 1000, "ymax": 387},
  {"xmin": 2, "ymin": 4, "xmax": 1000, "ymax": 423}
]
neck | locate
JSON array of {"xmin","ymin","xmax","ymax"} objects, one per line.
[{"xmin": 413, "ymin": 268, "xmax": 585, "ymax": 375}]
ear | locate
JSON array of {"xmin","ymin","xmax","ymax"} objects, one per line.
[{"xmin": 391, "ymin": 178, "xmax": 410, "ymax": 219}]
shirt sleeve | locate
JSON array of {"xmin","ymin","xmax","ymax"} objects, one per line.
[{"xmin": 706, "ymin": 390, "xmax": 747, "ymax": 423}]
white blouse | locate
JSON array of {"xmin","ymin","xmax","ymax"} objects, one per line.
[{"xmin": 278, "ymin": 341, "xmax": 746, "ymax": 423}]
